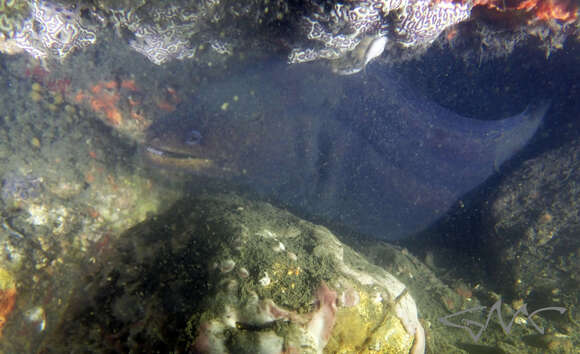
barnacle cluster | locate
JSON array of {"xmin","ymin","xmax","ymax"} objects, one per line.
[
  {"xmin": 108, "ymin": 2, "xmax": 219, "ymax": 65},
  {"xmin": 8, "ymin": 0, "xmax": 97, "ymax": 60},
  {"xmin": 289, "ymin": 0, "xmax": 580, "ymax": 70},
  {"xmin": 0, "ymin": 0, "xmax": 29, "ymax": 36},
  {"xmin": 442, "ymin": 0, "xmax": 579, "ymax": 62},
  {"xmin": 0, "ymin": 0, "xmax": 577, "ymax": 68},
  {"xmin": 106, "ymin": 0, "xmax": 292, "ymax": 65},
  {"xmin": 289, "ymin": 0, "xmax": 474, "ymax": 67},
  {"xmin": 396, "ymin": 0, "xmax": 472, "ymax": 47}
]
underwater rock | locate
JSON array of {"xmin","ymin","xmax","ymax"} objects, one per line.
[
  {"xmin": 11, "ymin": 1, "xmax": 97, "ymax": 61},
  {"xmin": 0, "ymin": 0, "xmax": 29, "ymax": 37},
  {"xmin": 288, "ymin": 0, "xmax": 473, "ymax": 67},
  {"xmin": 1, "ymin": 172, "xmax": 43, "ymax": 206},
  {"xmin": 37, "ymin": 194, "xmax": 425, "ymax": 353},
  {"xmin": 482, "ymin": 139, "xmax": 580, "ymax": 313},
  {"xmin": 0, "ymin": 268, "xmax": 17, "ymax": 338}
]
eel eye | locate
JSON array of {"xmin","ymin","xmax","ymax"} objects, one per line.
[{"xmin": 185, "ymin": 130, "xmax": 203, "ymax": 145}]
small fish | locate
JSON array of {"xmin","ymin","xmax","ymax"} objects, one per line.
[{"xmin": 332, "ymin": 35, "xmax": 387, "ymax": 75}]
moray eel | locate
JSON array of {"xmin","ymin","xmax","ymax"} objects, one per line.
[
  {"xmin": 145, "ymin": 126, "xmax": 216, "ymax": 174},
  {"xmin": 145, "ymin": 60, "xmax": 549, "ymax": 240}
]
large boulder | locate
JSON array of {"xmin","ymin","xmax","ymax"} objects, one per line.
[
  {"xmin": 482, "ymin": 140, "xmax": 580, "ymax": 315},
  {"xmin": 37, "ymin": 194, "xmax": 425, "ymax": 353}
]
